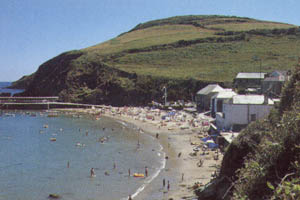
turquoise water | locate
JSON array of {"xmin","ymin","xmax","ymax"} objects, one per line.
[{"xmin": 0, "ymin": 112, "xmax": 164, "ymax": 200}]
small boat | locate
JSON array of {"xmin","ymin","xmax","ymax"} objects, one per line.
[
  {"xmin": 75, "ymin": 142, "xmax": 85, "ymax": 147},
  {"xmin": 50, "ymin": 138, "xmax": 56, "ymax": 142},
  {"xmin": 47, "ymin": 113, "xmax": 58, "ymax": 117},
  {"xmin": 133, "ymin": 173, "xmax": 145, "ymax": 178}
]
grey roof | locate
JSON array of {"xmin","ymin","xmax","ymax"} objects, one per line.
[
  {"xmin": 196, "ymin": 84, "xmax": 224, "ymax": 95},
  {"xmin": 230, "ymin": 95, "xmax": 274, "ymax": 105},
  {"xmin": 264, "ymin": 70, "xmax": 288, "ymax": 81},
  {"xmin": 263, "ymin": 76, "xmax": 285, "ymax": 82},
  {"xmin": 270, "ymin": 70, "xmax": 288, "ymax": 76},
  {"xmin": 212, "ymin": 90, "xmax": 237, "ymax": 99},
  {"xmin": 236, "ymin": 72, "xmax": 266, "ymax": 79}
]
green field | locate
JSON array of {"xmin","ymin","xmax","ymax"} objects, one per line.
[{"xmin": 79, "ymin": 15, "xmax": 300, "ymax": 82}]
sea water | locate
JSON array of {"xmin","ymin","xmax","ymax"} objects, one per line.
[
  {"xmin": 0, "ymin": 82, "xmax": 24, "ymax": 95},
  {"xmin": 0, "ymin": 112, "xmax": 165, "ymax": 200}
]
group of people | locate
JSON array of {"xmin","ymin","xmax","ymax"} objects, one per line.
[
  {"xmin": 88, "ymin": 164, "xmax": 149, "ymax": 178},
  {"xmin": 88, "ymin": 164, "xmax": 172, "ymax": 200},
  {"xmin": 128, "ymin": 179, "xmax": 171, "ymax": 200}
]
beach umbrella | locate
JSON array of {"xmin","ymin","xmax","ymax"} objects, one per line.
[
  {"xmin": 201, "ymin": 137, "xmax": 212, "ymax": 142},
  {"xmin": 207, "ymin": 142, "xmax": 219, "ymax": 149}
]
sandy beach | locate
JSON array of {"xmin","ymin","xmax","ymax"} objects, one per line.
[{"xmin": 55, "ymin": 106, "xmax": 223, "ymax": 200}]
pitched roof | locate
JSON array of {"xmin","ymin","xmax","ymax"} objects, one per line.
[
  {"xmin": 196, "ymin": 84, "xmax": 224, "ymax": 95},
  {"xmin": 270, "ymin": 70, "xmax": 288, "ymax": 77},
  {"xmin": 264, "ymin": 70, "xmax": 288, "ymax": 81},
  {"xmin": 263, "ymin": 76, "xmax": 285, "ymax": 82},
  {"xmin": 236, "ymin": 72, "xmax": 266, "ymax": 79},
  {"xmin": 212, "ymin": 90, "xmax": 237, "ymax": 99}
]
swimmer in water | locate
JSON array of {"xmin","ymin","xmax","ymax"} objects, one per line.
[
  {"xmin": 145, "ymin": 166, "xmax": 148, "ymax": 177},
  {"xmin": 90, "ymin": 168, "xmax": 95, "ymax": 177}
]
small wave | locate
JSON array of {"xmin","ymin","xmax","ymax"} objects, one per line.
[
  {"xmin": 121, "ymin": 142, "xmax": 166, "ymax": 199},
  {"xmin": 117, "ymin": 120, "xmax": 128, "ymax": 127}
]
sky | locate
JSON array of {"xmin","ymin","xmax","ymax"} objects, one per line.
[{"xmin": 0, "ymin": 0, "xmax": 299, "ymax": 81}]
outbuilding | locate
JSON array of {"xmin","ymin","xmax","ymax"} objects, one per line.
[
  {"xmin": 195, "ymin": 84, "xmax": 224, "ymax": 112},
  {"xmin": 234, "ymin": 72, "xmax": 266, "ymax": 90}
]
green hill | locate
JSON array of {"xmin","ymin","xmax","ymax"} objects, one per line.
[
  {"xmin": 83, "ymin": 15, "xmax": 298, "ymax": 82},
  {"xmin": 14, "ymin": 15, "xmax": 300, "ymax": 105}
]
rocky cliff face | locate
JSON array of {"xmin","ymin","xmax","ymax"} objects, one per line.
[{"xmin": 19, "ymin": 50, "xmax": 214, "ymax": 106}]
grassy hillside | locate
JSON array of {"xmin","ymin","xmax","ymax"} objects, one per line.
[
  {"xmin": 13, "ymin": 15, "xmax": 300, "ymax": 105},
  {"xmin": 81, "ymin": 15, "xmax": 298, "ymax": 82}
]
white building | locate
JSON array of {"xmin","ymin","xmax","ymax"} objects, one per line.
[
  {"xmin": 195, "ymin": 84, "xmax": 224, "ymax": 112},
  {"xmin": 216, "ymin": 95, "xmax": 274, "ymax": 131},
  {"xmin": 210, "ymin": 89, "xmax": 237, "ymax": 117}
]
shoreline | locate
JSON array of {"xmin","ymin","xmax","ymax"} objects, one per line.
[{"xmin": 54, "ymin": 107, "xmax": 223, "ymax": 200}]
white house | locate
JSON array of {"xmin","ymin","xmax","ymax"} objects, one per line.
[
  {"xmin": 210, "ymin": 89, "xmax": 237, "ymax": 117},
  {"xmin": 195, "ymin": 84, "xmax": 224, "ymax": 112},
  {"xmin": 216, "ymin": 95, "xmax": 274, "ymax": 131}
]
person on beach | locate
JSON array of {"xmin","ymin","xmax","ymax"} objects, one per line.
[
  {"xmin": 182, "ymin": 173, "xmax": 184, "ymax": 181},
  {"xmin": 128, "ymin": 195, "xmax": 132, "ymax": 200},
  {"xmin": 167, "ymin": 180, "xmax": 170, "ymax": 191},
  {"xmin": 90, "ymin": 168, "xmax": 95, "ymax": 177},
  {"xmin": 156, "ymin": 133, "xmax": 159, "ymax": 139},
  {"xmin": 113, "ymin": 162, "xmax": 116, "ymax": 169},
  {"xmin": 67, "ymin": 161, "xmax": 70, "ymax": 168},
  {"xmin": 163, "ymin": 178, "xmax": 166, "ymax": 187},
  {"xmin": 145, "ymin": 166, "xmax": 148, "ymax": 177},
  {"xmin": 128, "ymin": 168, "xmax": 131, "ymax": 177}
]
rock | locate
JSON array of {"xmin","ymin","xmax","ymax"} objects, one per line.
[
  {"xmin": 195, "ymin": 177, "xmax": 230, "ymax": 200},
  {"xmin": 48, "ymin": 193, "xmax": 60, "ymax": 199}
]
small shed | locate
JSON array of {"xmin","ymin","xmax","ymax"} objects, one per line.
[{"xmin": 195, "ymin": 84, "xmax": 224, "ymax": 112}]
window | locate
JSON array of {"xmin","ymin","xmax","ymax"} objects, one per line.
[
  {"xmin": 217, "ymin": 100, "xmax": 223, "ymax": 112},
  {"xmin": 251, "ymin": 114, "xmax": 256, "ymax": 121}
]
